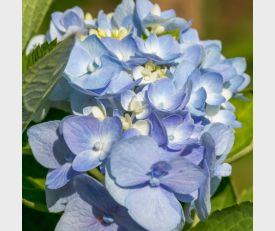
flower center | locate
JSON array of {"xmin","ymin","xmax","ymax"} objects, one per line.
[
  {"xmin": 141, "ymin": 62, "xmax": 167, "ymax": 82},
  {"xmin": 93, "ymin": 141, "xmax": 103, "ymax": 151},
  {"xmin": 89, "ymin": 27, "xmax": 129, "ymax": 40},
  {"xmin": 102, "ymin": 215, "xmax": 114, "ymax": 225},
  {"xmin": 87, "ymin": 57, "xmax": 101, "ymax": 73},
  {"xmin": 148, "ymin": 161, "xmax": 171, "ymax": 187},
  {"xmin": 168, "ymin": 134, "xmax": 175, "ymax": 141}
]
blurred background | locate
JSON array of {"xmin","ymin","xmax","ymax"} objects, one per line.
[{"xmin": 23, "ymin": 0, "xmax": 253, "ymax": 230}]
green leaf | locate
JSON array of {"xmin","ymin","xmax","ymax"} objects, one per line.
[
  {"xmin": 230, "ymin": 152, "xmax": 253, "ymax": 200},
  {"xmin": 211, "ymin": 178, "xmax": 236, "ymax": 212},
  {"xmin": 189, "ymin": 202, "xmax": 252, "ymax": 231},
  {"xmin": 23, "ymin": 204, "xmax": 61, "ymax": 231},
  {"xmin": 229, "ymin": 92, "xmax": 253, "ymax": 158},
  {"xmin": 23, "ymin": 39, "xmax": 58, "ymax": 74},
  {"xmin": 22, "ymin": 35, "xmax": 75, "ymax": 132},
  {"xmin": 22, "ymin": 155, "xmax": 48, "ymax": 212},
  {"xmin": 22, "ymin": 0, "xmax": 54, "ymax": 50}
]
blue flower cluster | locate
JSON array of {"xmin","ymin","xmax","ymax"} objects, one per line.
[{"xmin": 27, "ymin": 0, "xmax": 250, "ymax": 230}]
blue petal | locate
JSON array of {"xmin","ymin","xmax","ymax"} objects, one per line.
[
  {"xmin": 72, "ymin": 150, "xmax": 102, "ymax": 172},
  {"xmin": 112, "ymin": 0, "xmax": 135, "ymax": 28},
  {"xmin": 136, "ymin": 0, "xmax": 153, "ymax": 20},
  {"xmin": 81, "ymin": 35, "xmax": 109, "ymax": 59},
  {"xmin": 176, "ymin": 191, "xmax": 198, "ymax": 203},
  {"xmin": 51, "ymin": 12, "xmax": 65, "ymax": 32},
  {"xmin": 122, "ymin": 128, "xmax": 142, "ymax": 140},
  {"xmin": 65, "ymin": 43, "xmax": 90, "ymax": 77},
  {"xmin": 181, "ymin": 45, "xmax": 204, "ymax": 67},
  {"xmin": 109, "ymin": 136, "xmax": 164, "ymax": 187},
  {"xmin": 75, "ymin": 174, "xmax": 147, "ymax": 231},
  {"xmin": 63, "ymin": 10, "xmax": 83, "ymax": 29},
  {"xmin": 27, "ymin": 121, "xmax": 68, "ymax": 169},
  {"xmin": 206, "ymin": 93, "xmax": 225, "ymax": 105},
  {"xmin": 180, "ymin": 28, "xmax": 200, "ymax": 44},
  {"xmin": 100, "ymin": 117, "xmax": 122, "ymax": 154},
  {"xmin": 55, "ymin": 196, "xmax": 118, "ymax": 231},
  {"xmin": 206, "ymin": 123, "xmax": 234, "ymax": 157},
  {"xmin": 62, "ymin": 116, "xmax": 101, "ymax": 154},
  {"xmin": 105, "ymin": 168, "xmax": 131, "ymax": 206},
  {"xmin": 173, "ymin": 61, "xmax": 195, "ymax": 90},
  {"xmin": 121, "ymin": 90, "xmax": 136, "ymax": 111},
  {"xmin": 46, "ymin": 179, "xmax": 76, "ymax": 213},
  {"xmin": 69, "ymin": 89, "xmax": 98, "ymax": 115},
  {"xmin": 200, "ymin": 72, "xmax": 223, "ymax": 93},
  {"xmin": 189, "ymin": 87, "xmax": 207, "ymax": 109},
  {"xmin": 125, "ymin": 187, "xmax": 184, "ymax": 231},
  {"xmin": 214, "ymin": 163, "xmax": 232, "ymax": 177},
  {"xmin": 230, "ymin": 57, "xmax": 247, "ymax": 75},
  {"xmin": 102, "ymin": 35, "xmax": 137, "ymax": 63},
  {"xmin": 46, "ymin": 163, "xmax": 77, "ymax": 189},
  {"xmin": 209, "ymin": 62, "xmax": 237, "ymax": 82},
  {"xmin": 237, "ymin": 73, "xmax": 250, "ymax": 92},
  {"xmin": 74, "ymin": 174, "xmax": 117, "ymax": 211},
  {"xmin": 161, "ymin": 157, "xmax": 206, "ymax": 194},
  {"xmin": 163, "ymin": 17, "xmax": 187, "ymax": 32},
  {"xmin": 75, "ymin": 67, "xmax": 115, "ymax": 91},
  {"xmin": 200, "ymin": 132, "xmax": 216, "ymax": 170},
  {"xmin": 211, "ymin": 110, "xmax": 238, "ymax": 127},
  {"xmin": 104, "ymin": 71, "xmax": 134, "ymax": 95},
  {"xmin": 148, "ymin": 112, "xmax": 168, "ymax": 146},
  {"xmin": 195, "ymin": 161, "xmax": 211, "ymax": 221},
  {"xmin": 71, "ymin": 6, "xmax": 84, "ymax": 19},
  {"xmin": 180, "ymin": 141, "xmax": 204, "ymax": 165},
  {"xmin": 201, "ymin": 44, "xmax": 221, "ymax": 68},
  {"xmin": 148, "ymin": 78, "xmax": 183, "ymax": 111},
  {"xmin": 97, "ymin": 10, "xmax": 112, "ymax": 30}
]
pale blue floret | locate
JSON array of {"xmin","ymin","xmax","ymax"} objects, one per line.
[
  {"xmin": 135, "ymin": 33, "xmax": 182, "ymax": 64},
  {"xmin": 86, "ymin": 0, "xmax": 135, "ymax": 33},
  {"xmin": 135, "ymin": 0, "xmax": 189, "ymax": 36},
  {"xmin": 55, "ymin": 174, "xmax": 146, "ymax": 231},
  {"xmin": 64, "ymin": 35, "xmax": 138, "ymax": 96},
  {"xmin": 147, "ymin": 78, "xmax": 192, "ymax": 113},
  {"xmin": 47, "ymin": 6, "xmax": 86, "ymax": 42},
  {"xmin": 106, "ymin": 136, "xmax": 206, "ymax": 231},
  {"xmin": 27, "ymin": 121, "xmax": 80, "ymax": 190},
  {"xmin": 162, "ymin": 112, "xmax": 195, "ymax": 151},
  {"xmin": 121, "ymin": 89, "xmax": 151, "ymax": 119},
  {"xmin": 62, "ymin": 115, "xmax": 122, "ymax": 172},
  {"xmin": 195, "ymin": 124, "xmax": 234, "ymax": 220}
]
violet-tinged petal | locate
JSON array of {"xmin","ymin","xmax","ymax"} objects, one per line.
[
  {"xmin": 173, "ymin": 61, "xmax": 195, "ymax": 90},
  {"xmin": 55, "ymin": 196, "xmax": 118, "ymax": 231},
  {"xmin": 27, "ymin": 121, "xmax": 67, "ymax": 169},
  {"xmin": 206, "ymin": 123, "xmax": 235, "ymax": 157},
  {"xmin": 46, "ymin": 179, "xmax": 77, "ymax": 213},
  {"xmin": 62, "ymin": 116, "xmax": 100, "ymax": 154},
  {"xmin": 72, "ymin": 150, "xmax": 102, "ymax": 172},
  {"xmin": 46, "ymin": 163, "xmax": 77, "ymax": 189},
  {"xmin": 195, "ymin": 161, "xmax": 211, "ymax": 221},
  {"xmin": 65, "ymin": 43, "xmax": 91, "ymax": 77},
  {"xmin": 148, "ymin": 112, "xmax": 168, "ymax": 146},
  {"xmin": 109, "ymin": 136, "xmax": 164, "ymax": 187},
  {"xmin": 161, "ymin": 157, "xmax": 206, "ymax": 195},
  {"xmin": 125, "ymin": 186, "xmax": 183, "ymax": 231}
]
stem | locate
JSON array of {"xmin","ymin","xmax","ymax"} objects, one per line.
[
  {"xmin": 226, "ymin": 141, "xmax": 253, "ymax": 164},
  {"xmin": 22, "ymin": 147, "xmax": 32, "ymax": 155},
  {"xmin": 88, "ymin": 168, "xmax": 105, "ymax": 183},
  {"xmin": 22, "ymin": 198, "xmax": 48, "ymax": 213}
]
